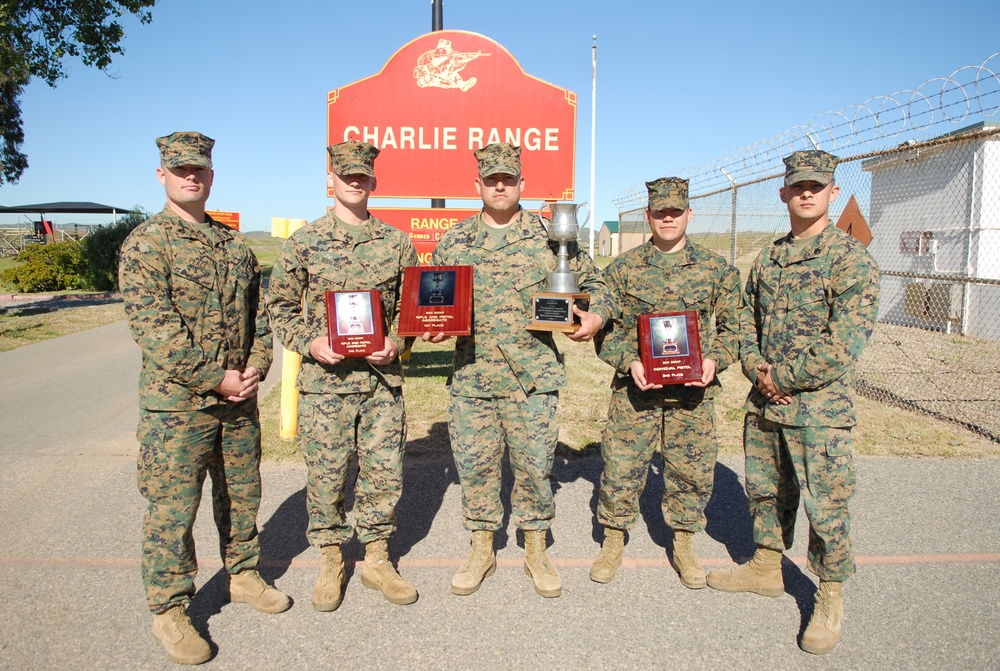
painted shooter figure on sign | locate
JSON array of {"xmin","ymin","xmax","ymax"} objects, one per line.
[
  {"xmin": 706, "ymin": 150, "xmax": 880, "ymax": 656},
  {"xmin": 120, "ymin": 131, "xmax": 290, "ymax": 666},
  {"xmin": 593, "ymin": 177, "xmax": 740, "ymax": 588}
]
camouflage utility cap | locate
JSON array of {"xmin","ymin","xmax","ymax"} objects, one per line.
[
  {"xmin": 156, "ymin": 131, "xmax": 214, "ymax": 169},
  {"xmin": 475, "ymin": 142, "xmax": 521, "ymax": 178},
  {"xmin": 646, "ymin": 177, "xmax": 689, "ymax": 211},
  {"xmin": 784, "ymin": 150, "xmax": 839, "ymax": 186},
  {"xmin": 328, "ymin": 141, "xmax": 380, "ymax": 178}
]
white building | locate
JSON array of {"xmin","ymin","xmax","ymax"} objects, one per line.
[{"xmin": 862, "ymin": 122, "xmax": 1000, "ymax": 339}]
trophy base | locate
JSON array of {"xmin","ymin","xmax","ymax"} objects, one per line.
[{"xmin": 528, "ymin": 292, "xmax": 590, "ymax": 332}]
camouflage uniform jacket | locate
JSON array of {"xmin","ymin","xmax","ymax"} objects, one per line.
[
  {"xmin": 268, "ymin": 212, "xmax": 418, "ymax": 393},
  {"xmin": 741, "ymin": 224, "xmax": 880, "ymax": 427},
  {"xmin": 432, "ymin": 208, "xmax": 614, "ymax": 398},
  {"xmin": 119, "ymin": 205, "xmax": 271, "ymax": 411},
  {"xmin": 596, "ymin": 240, "xmax": 741, "ymax": 400}
]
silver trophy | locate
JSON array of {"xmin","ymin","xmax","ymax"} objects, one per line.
[{"xmin": 529, "ymin": 202, "xmax": 591, "ymax": 332}]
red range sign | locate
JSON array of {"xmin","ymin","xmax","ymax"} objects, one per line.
[
  {"xmin": 369, "ymin": 207, "xmax": 480, "ymax": 264},
  {"xmin": 328, "ymin": 30, "xmax": 577, "ymax": 201}
]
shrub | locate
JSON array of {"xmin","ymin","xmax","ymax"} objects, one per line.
[
  {"xmin": 0, "ymin": 241, "xmax": 87, "ymax": 292},
  {"xmin": 82, "ymin": 208, "xmax": 147, "ymax": 291}
]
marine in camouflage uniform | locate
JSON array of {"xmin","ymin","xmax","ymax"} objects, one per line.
[
  {"xmin": 120, "ymin": 132, "xmax": 289, "ymax": 666},
  {"xmin": 267, "ymin": 141, "xmax": 420, "ymax": 609},
  {"xmin": 705, "ymin": 150, "xmax": 880, "ymax": 655},
  {"xmin": 428, "ymin": 142, "xmax": 615, "ymax": 598},
  {"xmin": 593, "ymin": 177, "xmax": 740, "ymax": 588}
]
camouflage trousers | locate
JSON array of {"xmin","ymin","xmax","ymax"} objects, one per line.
[
  {"xmin": 598, "ymin": 385, "xmax": 717, "ymax": 533},
  {"xmin": 137, "ymin": 402, "xmax": 262, "ymax": 614},
  {"xmin": 448, "ymin": 392, "xmax": 559, "ymax": 532},
  {"xmin": 297, "ymin": 384, "xmax": 406, "ymax": 547},
  {"xmin": 744, "ymin": 413, "xmax": 857, "ymax": 581}
]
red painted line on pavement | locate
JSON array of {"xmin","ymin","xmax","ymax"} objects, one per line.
[{"xmin": 2, "ymin": 553, "xmax": 999, "ymax": 570}]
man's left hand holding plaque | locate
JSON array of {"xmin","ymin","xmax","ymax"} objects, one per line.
[{"xmin": 326, "ymin": 289, "xmax": 385, "ymax": 357}]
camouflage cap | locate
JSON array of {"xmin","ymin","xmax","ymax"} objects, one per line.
[
  {"xmin": 645, "ymin": 176, "xmax": 689, "ymax": 211},
  {"xmin": 156, "ymin": 131, "xmax": 214, "ymax": 169},
  {"xmin": 783, "ymin": 150, "xmax": 839, "ymax": 186},
  {"xmin": 475, "ymin": 142, "xmax": 521, "ymax": 178},
  {"xmin": 328, "ymin": 140, "xmax": 380, "ymax": 178}
]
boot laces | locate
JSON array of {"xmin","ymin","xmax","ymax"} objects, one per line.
[
  {"xmin": 526, "ymin": 533, "xmax": 546, "ymax": 552},
  {"xmin": 238, "ymin": 570, "xmax": 267, "ymax": 591},
  {"xmin": 815, "ymin": 582, "xmax": 837, "ymax": 618},
  {"xmin": 320, "ymin": 556, "xmax": 342, "ymax": 582},
  {"xmin": 169, "ymin": 607, "xmax": 196, "ymax": 636},
  {"xmin": 597, "ymin": 538, "xmax": 622, "ymax": 562},
  {"xmin": 367, "ymin": 540, "xmax": 390, "ymax": 562}
]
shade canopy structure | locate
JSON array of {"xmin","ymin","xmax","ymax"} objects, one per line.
[{"xmin": 0, "ymin": 202, "xmax": 131, "ymax": 215}]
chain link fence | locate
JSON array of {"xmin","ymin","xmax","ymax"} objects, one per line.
[{"xmin": 615, "ymin": 53, "xmax": 1000, "ymax": 442}]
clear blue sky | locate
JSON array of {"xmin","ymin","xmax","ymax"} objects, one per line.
[{"xmin": 2, "ymin": 0, "xmax": 998, "ymax": 232}]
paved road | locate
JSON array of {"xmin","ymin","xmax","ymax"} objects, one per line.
[{"xmin": 1, "ymin": 322, "xmax": 998, "ymax": 670}]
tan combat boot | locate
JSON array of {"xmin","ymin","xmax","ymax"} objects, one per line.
[
  {"xmin": 451, "ymin": 530, "xmax": 497, "ymax": 595},
  {"xmin": 312, "ymin": 544, "xmax": 345, "ymax": 611},
  {"xmin": 589, "ymin": 527, "xmax": 625, "ymax": 583},
  {"xmin": 671, "ymin": 530, "xmax": 706, "ymax": 589},
  {"xmin": 705, "ymin": 546, "xmax": 784, "ymax": 597},
  {"xmin": 523, "ymin": 529, "xmax": 562, "ymax": 597},
  {"xmin": 152, "ymin": 605, "xmax": 211, "ymax": 665},
  {"xmin": 800, "ymin": 580, "xmax": 845, "ymax": 655},
  {"xmin": 228, "ymin": 569, "xmax": 292, "ymax": 613},
  {"xmin": 360, "ymin": 539, "xmax": 418, "ymax": 605}
]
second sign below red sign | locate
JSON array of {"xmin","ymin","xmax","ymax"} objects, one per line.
[{"xmin": 370, "ymin": 207, "xmax": 480, "ymax": 265}]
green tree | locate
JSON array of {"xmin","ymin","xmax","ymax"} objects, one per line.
[
  {"xmin": 1, "ymin": 240, "xmax": 87, "ymax": 292},
  {"xmin": 0, "ymin": 1, "xmax": 156, "ymax": 185},
  {"xmin": 82, "ymin": 206, "xmax": 146, "ymax": 290}
]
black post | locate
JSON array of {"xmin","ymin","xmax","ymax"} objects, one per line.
[
  {"xmin": 431, "ymin": 0, "xmax": 445, "ymax": 208},
  {"xmin": 432, "ymin": 0, "xmax": 443, "ymax": 31}
]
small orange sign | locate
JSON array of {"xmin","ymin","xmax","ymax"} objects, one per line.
[
  {"xmin": 370, "ymin": 207, "xmax": 480, "ymax": 264},
  {"xmin": 208, "ymin": 210, "xmax": 240, "ymax": 231}
]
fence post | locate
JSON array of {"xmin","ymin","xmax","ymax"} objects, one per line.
[{"xmin": 720, "ymin": 168, "xmax": 738, "ymax": 266}]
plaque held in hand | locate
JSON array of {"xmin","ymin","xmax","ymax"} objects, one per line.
[
  {"xmin": 397, "ymin": 265, "xmax": 473, "ymax": 336},
  {"xmin": 326, "ymin": 290, "xmax": 385, "ymax": 358},
  {"xmin": 638, "ymin": 311, "xmax": 703, "ymax": 385}
]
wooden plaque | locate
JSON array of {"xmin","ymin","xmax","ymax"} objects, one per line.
[
  {"xmin": 528, "ymin": 292, "xmax": 590, "ymax": 333},
  {"xmin": 397, "ymin": 265, "xmax": 473, "ymax": 336},
  {"xmin": 325, "ymin": 290, "xmax": 385, "ymax": 358},
  {"xmin": 638, "ymin": 310, "xmax": 703, "ymax": 385}
]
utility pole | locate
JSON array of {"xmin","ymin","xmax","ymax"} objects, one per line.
[
  {"xmin": 431, "ymin": 0, "xmax": 445, "ymax": 209},
  {"xmin": 589, "ymin": 35, "xmax": 597, "ymax": 258}
]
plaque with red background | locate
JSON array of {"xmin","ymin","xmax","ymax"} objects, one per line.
[
  {"xmin": 397, "ymin": 265, "xmax": 472, "ymax": 336},
  {"xmin": 326, "ymin": 290, "xmax": 385, "ymax": 358},
  {"xmin": 638, "ymin": 311, "xmax": 703, "ymax": 385}
]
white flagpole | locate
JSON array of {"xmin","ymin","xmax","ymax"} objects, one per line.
[{"xmin": 589, "ymin": 35, "xmax": 597, "ymax": 259}]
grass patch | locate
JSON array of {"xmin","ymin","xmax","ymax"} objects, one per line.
[
  {"xmin": 0, "ymin": 302, "xmax": 125, "ymax": 352},
  {"xmin": 258, "ymin": 384, "xmax": 302, "ymax": 462},
  {"xmin": 247, "ymin": 237, "xmax": 281, "ymax": 280},
  {"xmin": 259, "ymin": 334, "xmax": 1000, "ymax": 461},
  {"xmin": 0, "ymin": 257, "xmax": 21, "ymax": 292},
  {"xmin": 594, "ymin": 256, "xmax": 613, "ymax": 270},
  {"xmin": 253, "ymin": 247, "xmax": 277, "ymax": 280}
]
